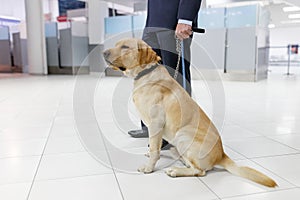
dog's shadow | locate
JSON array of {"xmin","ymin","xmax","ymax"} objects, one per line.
[{"xmin": 160, "ymin": 153, "xmax": 227, "ymax": 174}]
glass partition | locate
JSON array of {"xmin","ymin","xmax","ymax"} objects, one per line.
[
  {"xmin": 0, "ymin": 26, "xmax": 9, "ymax": 40},
  {"xmin": 132, "ymin": 14, "xmax": 146, "ymax": 31},
  {"xmin": 226, "ymin": 5, "xmax": 258, "ymax": 28},
  {"xmin": 45, "ymin": 22, "xmax": 58, "ymax": 38},
  {"xmin": 105, "ymin": 16, "xmax": 133, "ymax": 35},
  {"xmin": 198, "ymin": 8, "xmax": 225, "ymax": 29}
]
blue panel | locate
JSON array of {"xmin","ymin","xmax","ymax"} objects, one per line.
[
  {"xmin": 198, "ymin": 8, "xmax": 225, "ymax": 29},
  {"xmin": 226, "ymin": 5, "xmax": 258, "ymax": 28},
  {"xmin": 105, "ymin": 16, "xmax": 133, "ymax": 35},
  {"xmin": 0, "ymin": 26, "xmax": 9, "ymax": 40},
  {"xmin": 45, "ymin": 22, "xmax": 58, "ymax": 38},
  {"xmin": 58, "ymin": 0, "xmax": 86, "ymax": 16},
  {"xmin": 133, "ymin": 14, "xmax": 146, "ymax": 30}
]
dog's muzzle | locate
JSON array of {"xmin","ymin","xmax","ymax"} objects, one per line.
[{"xmin": 103, "ymin": 50, "xmax": 111, "ymax": 60}]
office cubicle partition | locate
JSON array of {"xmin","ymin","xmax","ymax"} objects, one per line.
[
  {"xmin": 104, "ymin": 16, "xmax": 133, "ymax": 76},
  {"xmin": 193, "ymin": 4, "xmax": 270, "ymax": 81},
  {"xmin": 132, "ymin": 14, "xmax": 147, "ymax": 39},
  {"xmin": 103, "ymin": 4, "xmax": 269, "ymax": 81},
  {"xmin": 103, "ymin": 14, "xmax": 147, "ymax": 76},
  {"xmin": 225, "ymin": 4, "xmax": 269, "ymax": 81},
  {"xmin": 191, "ymin": 7, "xmax": 226, "ymax": 80},
  {"xmin": 52, "ymin": 21, "xmax": 89, "ymax": 74},
  {"xmin": 12, "ymin": 32, "xmax": 28, "ymax": 73},
  {"xmin": 0, "ymin": 26, "xmax": 12, "ymax": 72},
  {"xmin": 45, "ymin": 22, "xmax": 60, "ymax": 74}
]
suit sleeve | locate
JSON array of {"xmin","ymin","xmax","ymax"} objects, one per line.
[{"xmin": 177, "ymin": 0, "xmax": 202, "ymax": 21}]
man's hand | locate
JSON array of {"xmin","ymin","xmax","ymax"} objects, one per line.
[{"xmin": 175, "ymin": 23, "xmax": 193, "ymax": 40}]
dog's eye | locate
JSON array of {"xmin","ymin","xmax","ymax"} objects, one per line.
[{"xmin": 121, "ymin": 45, "xmax": 129, "ymax": 49}]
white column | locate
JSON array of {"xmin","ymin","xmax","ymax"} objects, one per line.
[
  {"xmin": 24, "ymin": 0, "xmax": 48, "ymax": 75},
  {"xmin": 202, "ymin": 0, "xmax": 207, "ymax": 8},
  {"xmin": 49, "ymin": 0, "xmax": 59, "ymax": 21},
  {"xmin": 88, "ymin": 0, "xmax": 108, "ymax": 44}
]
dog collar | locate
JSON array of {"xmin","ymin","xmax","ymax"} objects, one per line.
[{"xmin": 134, "ymin": 63, "xmax": 160, "ymax": 81}]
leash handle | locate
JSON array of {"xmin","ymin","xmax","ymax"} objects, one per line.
[{"xmin": 192, "ymin": 27, "xmax": 205, "ymax": 34}]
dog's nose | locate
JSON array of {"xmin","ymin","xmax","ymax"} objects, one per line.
[{"xmin": 103, "ymin": 50, "xmax": 111, "ymax": 59}]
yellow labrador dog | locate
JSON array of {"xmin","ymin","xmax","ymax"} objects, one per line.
[{"xmin": 103, "ymin": 38, "xmax": 277, "ymax": 187}]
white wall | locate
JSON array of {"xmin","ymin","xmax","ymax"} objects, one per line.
[
  {"xmin": 0, "ymin": 0, "xmax": 58, "ymax": 20},
  {"xmin": 88, "ymin": 0, "xmax": 108, "ymax": 44},
  {"xmin": 0, "ymin": 0, "xmax": 26, "ymax": 20},
  {"xmin": 269, "ymin": 27, "xmax": 300, "ymax": 61},
  {"xmin": 270, "ymin": 27, "xmax": 300, "ymax": 46}
]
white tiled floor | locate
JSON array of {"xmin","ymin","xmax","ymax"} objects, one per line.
[{"xmin": 0, "ymin": 67, "xmax": 300, "ymax": 199}]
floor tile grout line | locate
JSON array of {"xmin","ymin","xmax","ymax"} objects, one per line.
[
  {"xmin": 91, "ymin": 111, "xmax": 126, "ymax": 200},
  {"xmin": 31, "ymin": 171, "xmax": 115, "ymax": 183},
  {"xmin": 221, "ymin": 145, "xmax": 299, "ymax": 187},
  {"xmin": 250, "ymin": 159, "xmax": 298, "ymax": 188},
  {"xmin": 25, "ymin": 83, "xmax": 68, "ymax": 200},
  {"xmin": 0, "ymin": 137, "xmax": 50, "ymax": 142},
  {"xmin": 224, "ymin": 144, "xmax": 300, "ymax": 160},
  {"xmin": 0, "ymin": 180, "xmax": 34, "ymax": 187},
  {"xmin": 82, "ymin": 75, "xmax": 126, "ymax": 200},
  {"xmin": 0, "ymin": 154, "xmax": 42, "ymax": 160},
  {"xmin": 230, "ymin": 122, "xmax": 300, "ymax": 152},
  {"xmin": 223, "ymin": 145, "xmax": 247, "ymax": 159},
  {"xmin": 240, "ymin": 152, "xmax": 300, "ymax": 160},
  {"xmin": 197, "ymin": 177, "xmax": 222, "ymax": 200},
  {"xmin": 259, "ymin": 132, "xmax": 300, "ymax": 153},
  {"xmin": 220, "ymin": 187, "xmax": 299, "ymax": 200},
  {"xmin": 223, "ymin": 130, "xmax": 300, "ymax": 158},
  {"xmin": 197, "ymin": 165, "xmax": 297, "ymax": 200},
  {"xmin": 221, "ymin": 135, "xmax": 264, "ymax": 143},
  {"xmin": 0, "ymin": 149, "xmax": 91, "ymax": 160},
  {"xmin": 268, "ymin": 131, "xmax": 300, "ymax": 136},
  {"xmin": 42, "ymin": 149, "xmax": 88, "ymax": 156},
  {"xmin": 264, "ymin": 135, "xmax": 300, "ymax": 152}
]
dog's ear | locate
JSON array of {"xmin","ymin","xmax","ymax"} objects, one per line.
[{"xmin": 138, "ymin": 40, "xmax": 161, "ymax": 67}]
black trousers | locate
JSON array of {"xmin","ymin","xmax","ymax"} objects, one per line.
[{"xmin": 141, "ymin": 28, "xmax": 193, "ymax": 130}]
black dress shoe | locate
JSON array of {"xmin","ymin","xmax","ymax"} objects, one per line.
[
  {"xmin": 161, "ymin": 139, "xmax": 173, "ymax": 150},
  {"xmin": 128, "ymin": 129, "xmax": 149, "ymax": 138},
  {"xmin": 128, "ymin": 129, "xmax": 172, "ymax": 150}
]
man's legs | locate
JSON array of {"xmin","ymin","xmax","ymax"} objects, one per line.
[{"xmin": 128, "ymin": 29, "xmax": 162, "ymax": 138}]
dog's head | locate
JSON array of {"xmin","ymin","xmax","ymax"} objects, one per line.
[{"xmin": 103, "ymin": 38, "xmax": 161, "ymax": 78}]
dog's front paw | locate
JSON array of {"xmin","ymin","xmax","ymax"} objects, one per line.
[{"xmin": 138, "ymin": 165, "xmax": 154, "ymax": 174}]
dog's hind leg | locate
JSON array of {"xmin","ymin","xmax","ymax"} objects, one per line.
[
  {"xmin": 170, "ymin": 147, "xmax": 190, "ymax": 167},
  {"xmin": 165, "ymin": 166, "xmax": 206, "ymax": 177},
  {"xmin": 166, "ymin": 152, "xmax": 206, "ymax": 177}
]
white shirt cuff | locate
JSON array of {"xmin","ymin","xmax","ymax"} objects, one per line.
[{"xmin": 178, "ymin": 19, "xmax": 193, "ymax": 26}]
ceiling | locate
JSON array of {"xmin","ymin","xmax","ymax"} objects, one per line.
[{"xmin": 266, "ymin": 2, "xmax": 300, "ymax": 28}]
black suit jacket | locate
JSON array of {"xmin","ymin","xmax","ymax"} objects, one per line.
[{"xmin": 145, "ymin": 0, "xmax": 202, "ymax": 30}]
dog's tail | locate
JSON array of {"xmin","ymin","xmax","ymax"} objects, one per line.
[{"xmin": 217, "ymin": 153, "xmax": 277, "ymax": 187}]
